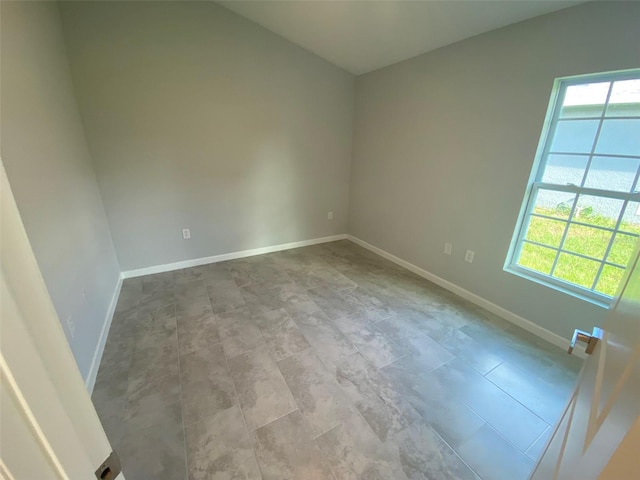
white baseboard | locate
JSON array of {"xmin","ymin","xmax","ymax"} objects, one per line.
[
  {"xmin": 122, "ymin": 234, "xmax": 348, "ymax": 279},
  {"xmin": 85, "ymin": 274, "xmax": 123, "ymax": 393},
  {"xmin": 347, "ymin": 234, "xmax": 582, "ymax": 357}
]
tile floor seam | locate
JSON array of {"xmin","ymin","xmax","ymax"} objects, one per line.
[
  {"xmin": 462, "ymin": 400, "xmax": 540, "ymax": 456},
  {"xmin": 221, "ymin": 337, "xmax": 265, "ymax": 480},
  {"xmin": 300, "ymin": 298, "xmax": 344, "ymax": 330},
  {"xmin": 460, "ymin": 422, "xmax": 536, "ymax": 476},
  {"xmin": 310, "ymin": 430, "xmax": 341, "ymax": 480},
  {"xmin": 222, "ymin": 342, "xmax": 264, "ymax": 362},
  {"xmin": 250, "ymin": 405, "xmax": 301, "ymax": 433},
  {"xmin": 371, "ymin": 353, "xmax": 479, "ymax": 454},
  {"xmin": 95, "ymin": 334, "xmax": 136, "ymax": 449},
  {"xmin": 284, "ymin": 312, "xmax": 402, "ymax": 457},
  {"xmin": 480, "ymin": 358, "xmax": 506, "ymax": 377},
  {"xmin": 374, "ymin": 352, "xmax": 410, "ymax": 371},
  {"xmin": 311, "ymin": 420, "xmax": 344, "ymax": 441},
  {"xmin": 242, "ymin": 327, "xmax": 304, "ymax": 434},
  {"xmin": 330, "ymin": 336, "xmax": 416, "ymax": 442},
  {"xmin": 102, "ymin": 309, "xmax": 137, "ymax": 383},
  {"xmin": 172, "ymin": 303, "xmax": 189, "ymax": 480},
  {"xmin": 420, "ymin": 420, "xmax": 485, "ymax": 480},
  {"xmin": 268, "ymin": 343, "xmax": 314, "ymax": 363},
  {"xmin": 344, "ymin": 402, "xmax": 393, "ymax": 465},
  {"xmin": 288, "ymin": 312, "xmax": 358, "ymax": 366},
  {"xmin": 480, "ymin": 365, "xmax": 554, "ymax": 426},
  {"xmin": 379, "ymin": 352, "xmax": 456, "ymax": 376},
  {"xmin": 525, "ymin": 424, "xmax": 552, "ymax": 456},
  {"xmin": 178, "ymin": 339, "xmax": 223, "ymax": 357}
]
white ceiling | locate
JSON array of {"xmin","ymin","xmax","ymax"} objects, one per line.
[{"xmin": 218, "ymin": 0, "xmax": 584, "ymax": 75}]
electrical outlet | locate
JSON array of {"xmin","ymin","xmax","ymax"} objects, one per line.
[
  {"xmin": 182, "ymin": 228, "xmax": 191, "ymax": 239},
  {"xmin": 327, "ymin": 211, "xmax": 334, "ymax": 220},
  {"xmin": 465, "ymin": 250, "xmax": 475, "ymax": 263},
  {"xmin": 66, "ymin": 315, "xmax": 75, "ymax": 338},
  {"xmin": 444, "ymin": 242, "xmax": 452, "ymax": 255}
]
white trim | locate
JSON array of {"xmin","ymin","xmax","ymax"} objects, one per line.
[
  {"xmin": 0, "ymin": 350, "xmax": 69, "ymax": 480},
  {"xmin": 122, "ymin": 234, "xmax": 348, "ymax": 279},
  {"xmin": 0, "ymin": 458, "xmax": 17, "ymax": 480},
  {"xmin": 84, "ymin": 274, "xmax": 123, "ymax": 393},
  {"xmin": 347, "ymin": 234, "xmax": 587, "ymax": 359}
]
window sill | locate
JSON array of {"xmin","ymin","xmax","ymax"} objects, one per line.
[{"xmin": 504, "ymin": 265, "xmax": 611, "ymax": 310}]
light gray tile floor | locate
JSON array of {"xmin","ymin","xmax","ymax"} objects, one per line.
[{"xmin": 92, "ymin": 240, "xmax": 582, "ymax": 480}]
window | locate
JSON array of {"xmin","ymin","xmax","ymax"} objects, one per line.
[{"xmin": 506, "ymin": 70, "xmax": 640, "ymax": 305}]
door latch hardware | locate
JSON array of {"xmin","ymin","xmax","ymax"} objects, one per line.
[
  {"xmin": 95, "ymin": 451, "xmax": 121, "ymax": 480},
  {"xmin": 568, "ymin": 327, "xmax": 603, "ymax": 355}
]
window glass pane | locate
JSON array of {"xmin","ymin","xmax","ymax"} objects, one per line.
[
  {"xmin": 553, "ymin": 252, "xmax": 601, "ymax": 289},
  {"xmin": 550, "ymin": 120, "xmax": 600, "ymax": 153},
  {"xmin": 524, "ymin": 216, "xmax": 566, "ymax": 247},
  {"xmin": 572, "ymin": 195, "xmax": 623, "ymax": 228},
  {"xmin": 541, "ymin": 154, "xmax": 588, "ymax": 185},
  {"xmin": 533, "ymin": 189, "xmax": 576, "ymax": 220},
  {"xmin": 595, "ymin": 119, "xmax": 640, "ymax": 156},
  {"xmin": 606, "ymin": 79, "xmax": 640, "ymax": 117},
  {"xmin": 560, "ymin": 82, "xmax": 609, "ymax": 118},
  {"xmin": 607, "ymin": 232, "xmax": 638, "ymax": 266},
  {"xmin": 563, "ymin": 224, "xmax": 612, "ymax": 260},
  {"xmin": 517, "ymin": 242, "xmax": 557, "ymax": 274},
  {"xmin": 583, "ymin": 156, "xmax": 640, "ymax": 192},
  {"xmin": 595, "ymin": 265, "xmax": 625, "ymax": 297},
  {"xmin": 620, "ymin": 201, "xmax": 640, "ymax": 235}
]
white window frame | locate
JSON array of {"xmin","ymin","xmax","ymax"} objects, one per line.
[{"xmin": 505, "ymin": 69, "xmax": 640, "ymax": 307}]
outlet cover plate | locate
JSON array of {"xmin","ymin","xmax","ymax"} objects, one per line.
[{"xmin": 465, "ymin": 250, "xmax": 475, "ymax": 263}]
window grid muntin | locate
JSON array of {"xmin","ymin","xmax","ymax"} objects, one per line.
[
  {"xmin": 556, "ymin": 116, "xmax": 640, "ymax": 121},
  {"xmin": 525, "ymin": 191, "xmax": 640, "ymax": 254},
  {"xmin": 574, "ymin": 81, "xmax": 613, "ymax": 190},
  {"xmin": 533, "ymin": 182, "xmax": 640, "ymax": 198},
  {"xmin": 513, "ymin": 71, "xmax": 640, "ymax": 300},
  {"xmin": 524, "ymin": 216, "xmax": 566, "ymax": 247},
  {"xmin": 631, "ymin": 160, "xmax": 640, "ymax": 193},
  {"xmin": 530, "ymin": 212, "xmax": 640, "ymax": 236},
  {"xmin": 563, "ymin": 223, "xmax": 613, "ymax": 261},
  {"xmin": 554, "ymin": 252, "xmax": 602, "ymax": 290},
  {"xmin": 548, "ymin": 152, "xmax": 640, "ymax": 162},
  {"xmin": 584, "ymin": 155, "xmax": 640, "ymax": 193},
  {"xmin": 521, "ymin": 239, "xmax": 629, "ymax": 269},
  {"xmin": 590, "ymin": 198, "xmax": 629, "ymax": 289},
  {"xmin": 520, "ymin": 185, "xmax": 640, "ymax": 297}
]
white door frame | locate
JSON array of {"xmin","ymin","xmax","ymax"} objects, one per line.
[{"xmin": 1, "ymin": 161, "xmax": 117, "ymax": 478}]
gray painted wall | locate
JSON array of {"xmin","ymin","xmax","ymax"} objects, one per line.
[
  {"xmin": 58, "ymin": 1, "xmax": 355, "ymax": 271},
  {"xmin": 349, "ymin": 1, "xmax": 640, "ymax": 339},
  {"xmin": 1, "ymin": 1, "xmax": 121, "ymax": 380}
]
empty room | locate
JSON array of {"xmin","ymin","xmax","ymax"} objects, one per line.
[{"xmin": 2, "ymin": 0, "xmax": 640, "ymax": 479}]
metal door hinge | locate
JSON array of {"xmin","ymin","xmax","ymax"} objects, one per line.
[
  {"xmin": 568, "ymin": 327, "xmax": 603, "ymax": 355},
  {"xmin": 95, "ymin": 451, "xmax": 121, "ymax": 480}
]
